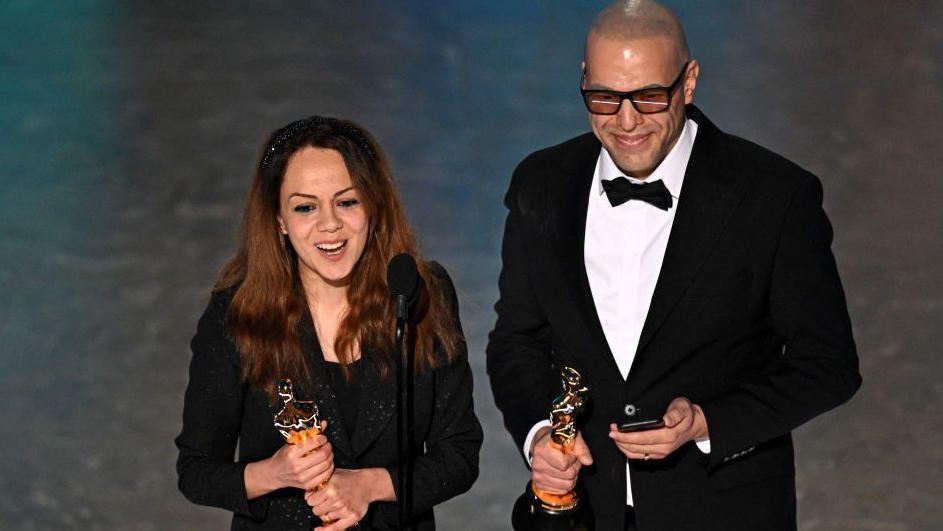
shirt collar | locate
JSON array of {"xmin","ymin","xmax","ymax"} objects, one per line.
[{"xmin": 596, "ymin": 118, "xmax": 698, "ymax": 200}]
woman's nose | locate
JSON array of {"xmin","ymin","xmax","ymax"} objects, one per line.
[{"xmin": 317, "ymin": 207, "xmax": 342, "ymax": 231}]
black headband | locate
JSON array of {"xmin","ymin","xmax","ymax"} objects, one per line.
[{"xmin": 260, "ymin": 115, "xmax": 375, "ymax": 169}]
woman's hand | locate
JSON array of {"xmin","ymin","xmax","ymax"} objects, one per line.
[
  {"xmin": 305, "ymin": 467, "xmax": 394, "ymax": 530},
  {"xmin": 245, "ymin": 421, "xmax": 334, "ymax": 499}
]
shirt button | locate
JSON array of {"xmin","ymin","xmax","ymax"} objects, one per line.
[{"xmin": 624, "ymin": 404, "xmax": 637, "ymax": 416}]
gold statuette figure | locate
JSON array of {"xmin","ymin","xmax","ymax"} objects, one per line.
[
  {"xmin": 273, "ymin": 378, "xmax": 322, "ymax": 444},
  {"xmin": 532, "ymin": 366, "xmax": 590, "ymax": 512},
  {"xmin": 273, "ymin": 378, "xmax": 331, "ymax": 521}
]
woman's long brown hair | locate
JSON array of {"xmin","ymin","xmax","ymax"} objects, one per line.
[{"xmin": 215, "ymin": 116, "xmax": 460, "ymax": 392}]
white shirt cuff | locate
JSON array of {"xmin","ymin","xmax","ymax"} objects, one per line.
[
  {"xmin": 523, "ymin": 420, "xmax": 552, "ymax": 467},
  {"xmin": 695, "ymin": 437, "xmax": 711, "ymax": 454}
]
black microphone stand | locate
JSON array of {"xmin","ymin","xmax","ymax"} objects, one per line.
[{"xmin": 394, "ymin": 295, "xmax": 413, "ymax": 530}]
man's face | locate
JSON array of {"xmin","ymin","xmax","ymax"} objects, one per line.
[{"xmin": 583, "ymin": 34, "xmax": 698, "ymax": 179}]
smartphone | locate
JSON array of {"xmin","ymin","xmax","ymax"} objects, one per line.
[{"xmin": 617, "ymin": 418, "xmax": 665, "ymax": 432}]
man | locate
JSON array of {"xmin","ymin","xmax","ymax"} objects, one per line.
[{"xmin": 486, "ymin": 1, "xmax": 861, "ymax": 530}]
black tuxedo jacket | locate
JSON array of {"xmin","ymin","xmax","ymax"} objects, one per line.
[
  {"xmin": 487, "ymin": 106, "xmax": 861, "ymax": 530},
  {"xmin": 177, "ymin": 264, "xmax": 482, "ymax": 530}
]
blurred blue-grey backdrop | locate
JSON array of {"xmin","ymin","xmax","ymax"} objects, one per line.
[{"xmin": 1, "ymin": 1, "xmax": 940, "ymax": 529}]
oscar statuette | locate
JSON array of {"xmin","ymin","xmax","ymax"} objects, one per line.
[
  {"xmin": 273, "ymin": 379, "xmax": 332, "ymax": 524},
  {"xmin": 273, "ymin": 378, "xmax": 322, "ymax": 444},
  {"xmin": 512, "ymin": 367, "xmax": 593, "ymax": 531}
]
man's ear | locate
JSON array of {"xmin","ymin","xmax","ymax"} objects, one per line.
[{"xmin": 684, "ymin": 59, "xmax": 700, "ymax": 104}]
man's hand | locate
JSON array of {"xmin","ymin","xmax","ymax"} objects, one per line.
[
  {"xmin": 530, "ymin": 427, "xmax": 594, "ymax": 494},
  {"xmin": 608, "ymin": 397, "xmax": 709, "ymax": 460}
]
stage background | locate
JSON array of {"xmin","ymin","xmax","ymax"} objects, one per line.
[{"xmin": 1, "ymin": 1, "xmax": 940, "ymax": 529}]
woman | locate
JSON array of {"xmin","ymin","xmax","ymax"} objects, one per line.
[{"xmin": 176, "ymin": 116, "xmax": 482, "ymax": 530}]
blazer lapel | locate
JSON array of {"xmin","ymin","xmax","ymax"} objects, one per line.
[
  {"xmin": 634, "ymin": 106, "xmax": 748, "ymax": 362},
  {"xmin": 549, "ymin": 135, "xmax": 623, "ymax": 377},
  {"xmin": 349, "ymin": 351, "xmax": 396, "ymax": 457},
  {"xmin": 298, "ymin": 317, "xmax": 356, "ymax": 460}
]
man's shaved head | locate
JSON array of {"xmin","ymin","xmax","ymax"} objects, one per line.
[
  {"xmin": 581, "ymin": 0, "xmax": 699, "ymax": 179},
  {"xmin": 588, "ymin": 0, "xmax": 689, "ymax": 64}
]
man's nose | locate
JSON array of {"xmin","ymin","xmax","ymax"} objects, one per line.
[{"xmin": 616, "ymin": 99, "xmax": 643, "ymax": 130}]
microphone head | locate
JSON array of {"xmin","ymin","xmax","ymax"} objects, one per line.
[{"xmin": 387, "ymin": 253, "xmax": 421, "ymax": 303}]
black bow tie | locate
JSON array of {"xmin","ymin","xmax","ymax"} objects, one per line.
[{"xmin": 601, "ymin": 177, "xmax": 673, "ymax": 210}]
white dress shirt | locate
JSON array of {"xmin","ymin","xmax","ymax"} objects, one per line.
[{"xmin": 524, "ymin": 118, "xmax": 710, "ymax": 506}]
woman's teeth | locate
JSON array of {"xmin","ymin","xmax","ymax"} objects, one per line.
[{"xmin": 316, "ymin": 241, "xmax": 346, "ymax": 255}]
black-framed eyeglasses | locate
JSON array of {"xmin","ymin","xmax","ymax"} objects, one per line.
[{"xmin": 581, "ymin": 62, "xmax": 689, "ymax": 115}]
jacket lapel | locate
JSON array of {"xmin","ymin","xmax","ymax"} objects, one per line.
[
  {"xmin": 549, "ymin": 135, "xmax": 623, "ymax": 378},
  {"xmin": 633, "ymin": 106, "xmax": 748, "ymax": 364},
  {"xmin": 298, "ymin": 316, "xmax": 356, "ymax": 460},
  {"xmin": 349, "ymin": 351, "xmax": 396, "ymax": 457}
]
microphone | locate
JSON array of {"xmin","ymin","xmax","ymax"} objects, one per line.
[
  {"xmin": 387, "ymin": 252, "xmax": 423, "ymax": 529},
  {"xmin": 387, "ymin": 253, "xmax": 423, "ymax": 321}
]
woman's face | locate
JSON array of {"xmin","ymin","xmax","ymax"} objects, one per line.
[{"xmin": 277, "ymin": 147, "xmax": 369, "ymax": 289}]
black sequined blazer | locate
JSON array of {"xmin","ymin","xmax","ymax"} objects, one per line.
[{"xmin": 176, "ymin": 263, "xmax": 482, "ymax": 530}]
